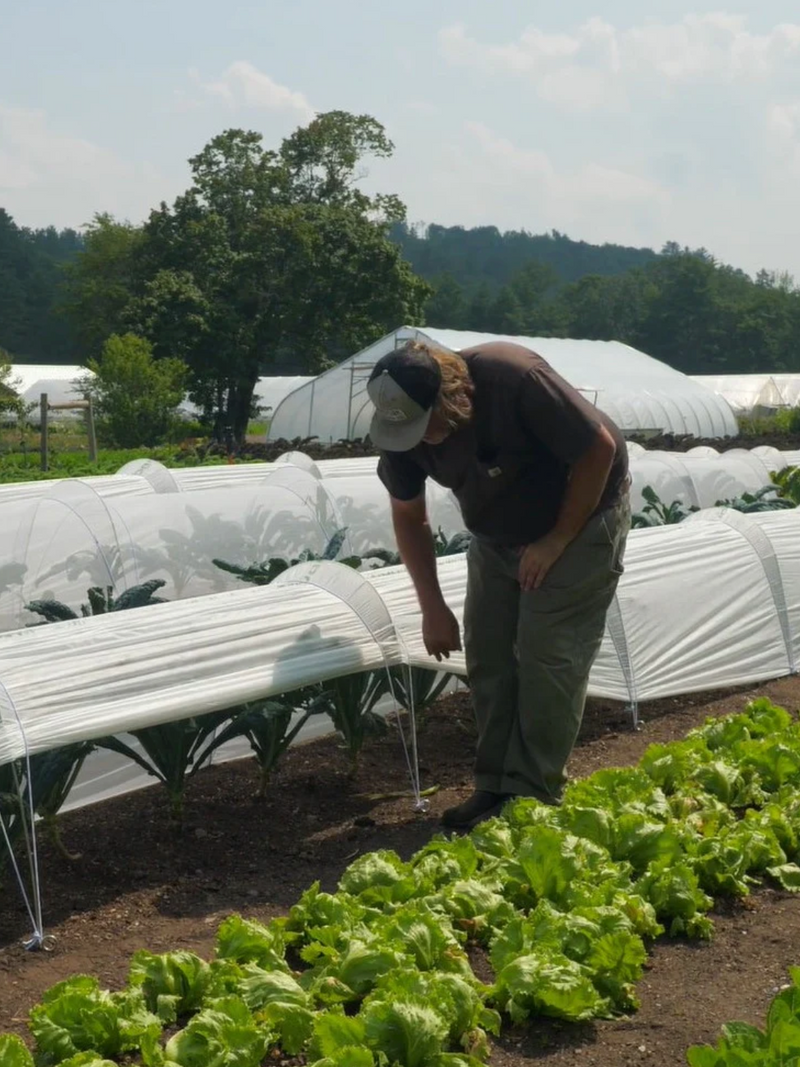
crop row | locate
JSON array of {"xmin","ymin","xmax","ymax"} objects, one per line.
[
  {"xmin": 1, "ymin": 529, "xmax": 470, "ymax": 872},
  {"xmin": 1, "ymin": 698, "xmax": 800, "ymax": 1066}
]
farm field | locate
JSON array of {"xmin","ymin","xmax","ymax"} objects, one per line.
[{"xmin": 2, "ymin": 676, "xmax": 800, "ymax": 1067}]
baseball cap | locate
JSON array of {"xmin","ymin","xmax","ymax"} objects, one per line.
[{"xmin": 367, "ymin": 344, "xmax": 442, "ymax": 451}]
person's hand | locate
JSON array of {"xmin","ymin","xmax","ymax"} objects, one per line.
[
  {"xmin": 422, "ymin": 602, "xmax": 462, "ymax": 661},
  {"xmin": 518, "ymin": 532, "xmax": 569, "ymax": 591}
]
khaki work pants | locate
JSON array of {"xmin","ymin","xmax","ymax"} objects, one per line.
[{"xmin": 463, "ymin": 496, "xmax": 630, "ymax": 803}]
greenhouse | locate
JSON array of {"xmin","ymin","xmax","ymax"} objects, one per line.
[
  {"xmin": 692, "ymin": 373, "xmax": 800, "ymax": 415},
  {"xmin": 253, "ymin": 375, "xmax": 314, "ymax": 418},
  {"xmin": 9, "ymin": 364, "xmax": 86, "ymax": 413},
  {"xmin": 6, "ymin": 366, "xmax": 313, "ymax": 424},
  {"xmin": 267, "ymin": 327, "xmax": 738, "ymax": 442}
]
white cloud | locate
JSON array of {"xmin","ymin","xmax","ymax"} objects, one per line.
[
  {"xmin": 430, "ymin": 14, "xmax": 800, "ymax": 274},
  {"xmin": 0, "ymin": 104, "xmax": 165, "ymax": 229},
  {"xmin": 464, "ymin": 121, "xmax": 670, "ymax": 216},
  {"xmin": 440, "ymin": 20, "xmax": 623, "ymax": 112},
  {"xmin": 440, "ymin": 15, "xmax": 800, "ymax": 110},
  {"xmin": 200, "ymin": 61, "xmax": 315, "ymax": 121}
]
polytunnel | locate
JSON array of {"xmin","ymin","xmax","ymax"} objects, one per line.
[
  {"xmin": 1, "ymin": 508, "xmax": 799, "ymax": 772},
  {"xmin": 254, "ymin": 375, "xmax": 314, "ymax": 418},
  {"xmin": 692, "ymin": 373, "xmax": 800, "ymax": 415},
  {"xmin": 0, "ymin": 466, "xmax": 464, "ymax": 631},
  {"xmin": 267, "ymin": 327, "xmax": 738, "ymax": 442},
  {"xmin": 178, "ymin": 375, "xmax": 316, "ymax": 421},
  {"xmin": 0, "ymin": 446, "xmax": 795, "ymax": 626},
  {"xmin": 3, "ymin": 508, "xmax": 800, "ymax": 944}
]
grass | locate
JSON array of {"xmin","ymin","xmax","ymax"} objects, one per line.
[
  {"xmin": 737, "ymin": 408, "xmax": 800, "ymax": 436},
  {"xmin": 0, "ymin": 421, "xmax": 238, "ymax": 484}
]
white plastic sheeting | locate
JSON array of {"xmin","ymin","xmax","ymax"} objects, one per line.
[
  {"xmin": 267, "ymin": 327, "xmax": 738, "ymax": 442},
  {"xmin": 179, "ymin": 376, "xmax": 315, "ymax": 423},
  {"xmin": 254, "ymin": 376, "xmax": 314, "ymax": 418},
  {"xmin": 627, "ymin": 448, "xmax": 775, "ymax": 511},
  {"xmin": 9, "ymin": 365, "xmax": 87, "ymax": 409},
  {"xmin": 1, "ymin": 508, "xmax": 799, "ymax": 771},
  {"xmin": 0, "ymin": 471, "xmax": 463, "ymax": 631},
  {"xmin": 7, "ymin": 367, "xmax": 310, "ymax": 427},
  {"xmin": 0, "ymin": 447, "xmax": 796, "ymax": 602},
  {"xmin": 692, "ymin": 374, "xmax": 800, "ymax": 414}
]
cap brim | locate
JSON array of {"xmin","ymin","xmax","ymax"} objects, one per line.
[{"xmin": 369, "ymin": 408, "xmax": 432, "ymax": 451}]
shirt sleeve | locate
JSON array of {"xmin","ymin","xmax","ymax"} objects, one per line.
[
  {"xmin": 377, "ymin": 450, "xmax": 427, "ymax": 501},
  {"xmin": 517, "ymin": 364, "xmax": 602, "ymax": 466}
]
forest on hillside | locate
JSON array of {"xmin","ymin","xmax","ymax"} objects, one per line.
[
  {"xmin": 2, "ymin": 205, "xmax": 800, "ymax": 377},
  {"xmin": 390, "ymin": 222, "xmax": 658, "ymax": 289},
  {"xmin": 0, "ymin": 209, "xmax": 82, "ymax": 364}
]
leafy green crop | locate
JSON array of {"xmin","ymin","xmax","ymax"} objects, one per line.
[
  {"xmin": 687, "ymin": 966, "xmax": 800, "ymax": 1065},
  {"xmin": 632, "ymin": 482, "xmax": 798, "ymax": 528},
  {"xmin": 128, "ymin": 950, "xmax": 211, "ymax": 1024},
  {"xmin": 10, "ymin": 699, "xmax": 800, "ymax": 1067},
  {"xmin": 28, "ymin": 975, "xmax": 161, "ymax": 1064},
  {"xmin": 0, "ymin": 1034, "xmax": 34, "ymax": 1066}
]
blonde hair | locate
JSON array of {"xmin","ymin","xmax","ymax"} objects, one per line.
[{"xmin": 406, "ymin": 340, "xmax": 474, "ymax": 430}]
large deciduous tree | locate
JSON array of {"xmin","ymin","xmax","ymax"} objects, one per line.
[
  {"xmin": 60, "ymin": 214, "xmax": 143, "ymax": 362},
  {"xmin": 130, "ymin": 113, "xmax": 429, "ymax": 443}
]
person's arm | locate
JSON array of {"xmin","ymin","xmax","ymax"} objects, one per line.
[
  {"xmin": 518, "ymin": 424, "xmax": 616, "ymax": 591},
  {"xmin": 390, "ymin": 493, "xmax": 462, "ymax": 660},
  {"xmin": 552, "ymin": 423, "xmax": 616, "ymax": 542}
]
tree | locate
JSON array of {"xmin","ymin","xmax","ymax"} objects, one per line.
[
  {"xmin": 424, "ymin": 273, "xmax": 467, "ymax": 329},
  {"xmin": 558, "ymin": 272, "xmax": 652, "ymax": 343},
  {"xmin": 83, "ymin": 333, "xmax": 188, "ymax": 447},
  {"xmin": 490, "ymin": 286, "xmax": 526, "ymax": 335},
  {"xmin": 130, "ymin": 114, "xmax": 429, "ymax": 443},
  {"xmin": 392, "ymin": 221, "xmax": 658, "ymax": 291},
  {"xmin": 465, "ymin": 284, "xmax": 495, "ymax": 332},
  {"xmin": 60, "ymin": 214, "xmax": 143, "ymax": 361},
  {"xmin": 0, "ymin": 347, "xmax": 26, "ymax": 421},
  {"xmin": 0, "ymin": 209, "xmax": 81, "ymax": 362}
]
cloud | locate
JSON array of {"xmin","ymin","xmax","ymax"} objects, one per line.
[
  {"xmin": 430, "ymin": 15, "xmax": 800, "ymax": 274},
  {"xmin": 439, "ymin": 15, "xmax": 800, "ymax": 110},
  {"xmin": 0, "ymin": 104, "xmax": 165, "ymax": 229},
  {"xmin": 766, "ymin": 99, "xmax": 800, "ymax": 173},
  {"xmin": 200, "ymin": 61, "xmax": 315, "ymax": 121},
  {"xmin": 464, "ymin": 121, "xmax": 670, "ymax": 220}
]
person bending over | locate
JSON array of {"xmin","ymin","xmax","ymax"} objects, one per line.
[{"xmin": 367, "ymin": 338, "xmax": 630, "ymax": 830}]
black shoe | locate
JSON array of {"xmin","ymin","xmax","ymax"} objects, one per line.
[{"xmin": 441, "ymin": 790, "xmax": 509, "ymax": 830}]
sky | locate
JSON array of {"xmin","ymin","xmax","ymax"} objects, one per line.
[{"xmin": 3, "ymin": 0, "xmax": 800, "ymax": 277}]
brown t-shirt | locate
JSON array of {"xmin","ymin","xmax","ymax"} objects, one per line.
[{"xmin": 376, "ymin": 341, "xmax": 629, "ymax": 546}]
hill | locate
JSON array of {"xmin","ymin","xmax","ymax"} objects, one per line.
[{"xmin": 390, "ymin": 222, "xmax": 659, "ymax": 292}]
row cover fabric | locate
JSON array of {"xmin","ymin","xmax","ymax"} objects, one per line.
[
  {"xmin": 1, "ymin": 508, "xmax": 799, "ymax": 770},
  {"xmin": 267, "ymin": 327, "xmax": 738, "ymax": 441},
  {"xmin": 0, "ymin": 471, "xmax": 463, "ymax": 631},
  {"xmin": 692, "ymin": 374, "xmax": 800, "ymax": 414},
  {"xmin": 1, "ymin": 443, "xmax": 797, "ymax": 510},
  {"xmin": 0, "ymin": 447, "xmax": 797, "ymax": 632}
]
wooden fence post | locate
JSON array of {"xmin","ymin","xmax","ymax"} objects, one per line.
[
  {"xmin": 40, "ymin": 393, "xmax": 48, "ymax": 472},
  {"xmin": 85, "ymin": 395, "xmax": 98, "ymax": 462}
]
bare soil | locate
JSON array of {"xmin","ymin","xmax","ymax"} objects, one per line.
[{"xmin": 2, "ymin": 676, "xmax": 800, "ymax": 1067}]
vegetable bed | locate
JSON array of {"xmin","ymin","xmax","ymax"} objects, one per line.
[{"xmin": 2, "ymin": 682, "xmax": 800, "ymax": 1067}]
